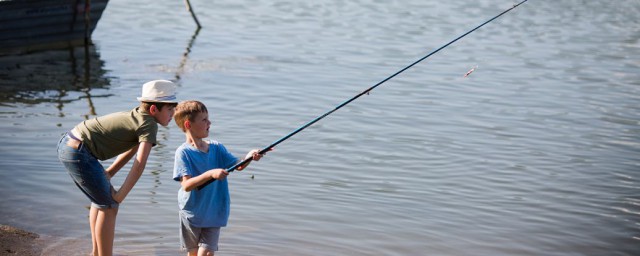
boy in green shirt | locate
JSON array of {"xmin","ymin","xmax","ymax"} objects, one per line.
[{"xmin": 57, "ymin": 80, "xmax": 178, "ymax": 256}]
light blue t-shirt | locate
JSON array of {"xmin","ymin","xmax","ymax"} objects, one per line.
[{"xmin": 173, "ymin": 140, "xmax": 238, "ymax": 227}]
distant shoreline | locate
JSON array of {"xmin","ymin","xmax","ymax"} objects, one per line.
[{"xmin": 0, "ymin": 224, "xmax": 43, "ymax": 256}]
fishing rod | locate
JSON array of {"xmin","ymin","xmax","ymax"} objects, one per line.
[{"xmin": 199, "ymin": 0, "xmax": 528, "ymax": 190}]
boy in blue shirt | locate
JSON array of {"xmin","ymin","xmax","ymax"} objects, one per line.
[{"xmin": 172, "ymin": 100, "xmax": 265, "ymax": 255}]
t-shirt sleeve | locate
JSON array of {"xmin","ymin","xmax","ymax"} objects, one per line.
[
  {"xmin": 173, "ymin": 148, "xmax": 193, "ymax": 181},
  {"xmin": 137, "ymin": 119, "xmax": 158, "ymax": 146}
]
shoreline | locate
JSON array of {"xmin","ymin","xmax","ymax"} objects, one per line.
[
  {"xmin": 0, "ymin": 224, "xmax": 44, "ymax": 256},
  {"xmin": 0, "ymin": 224, "xmax": 91, "ymax": 256}
]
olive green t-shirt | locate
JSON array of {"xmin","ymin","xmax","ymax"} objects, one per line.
[{"xmin": 75, "ymin": 107, "xmax": 158, "ymax": 160}]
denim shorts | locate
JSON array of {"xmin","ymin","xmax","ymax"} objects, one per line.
[
  {"xmin": 57, "ymin": 133, "xmax": 119, "ymax": 209},
  {"xmin": 179, "ymin": 212, "xmax": 221, "ymax": 252}
]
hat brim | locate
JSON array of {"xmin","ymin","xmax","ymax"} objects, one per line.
[{"xmin": 137, "ymin": 97, "xmax": 178, "ymax": 103}]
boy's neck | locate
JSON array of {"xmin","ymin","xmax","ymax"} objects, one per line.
[{"xmin": 185, "ymin": 133, "xmax": 206, "ymax": 149}]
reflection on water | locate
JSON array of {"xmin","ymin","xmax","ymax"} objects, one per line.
[
  {"xmin": 175, "ymin": 27, "xmax": 201, "ymax": 83},
  {"xmin": 0, "ymin": 43, "xmax": 112, "ymax": 118}
]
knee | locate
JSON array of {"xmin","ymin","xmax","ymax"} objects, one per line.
[{"xmin": 200, "ymin": 248, "xmax": 214, "ymax": 256}]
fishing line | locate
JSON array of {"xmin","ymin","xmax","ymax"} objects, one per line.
[{"xmin": 199, "ymin": 0, "xmax": 528, "ymax": 189}]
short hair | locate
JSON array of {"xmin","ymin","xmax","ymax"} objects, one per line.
[
  {"xmin": 174, "ymin": 100, "xmax": 208, "ymax": 132},
  {"xmin": 140, "ymin": 102, "xmax": 178, "ymax": 113}
]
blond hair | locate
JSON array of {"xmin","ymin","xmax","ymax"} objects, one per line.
[{"xmin": 174, "ymin": 100, "xmax": 208, "ymax": 132}]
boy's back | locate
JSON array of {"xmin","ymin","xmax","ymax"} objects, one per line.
[{"xmin": 75, "ymin": 107, "xmax": 158, "ymax": 160}]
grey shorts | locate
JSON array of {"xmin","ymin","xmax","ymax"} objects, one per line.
[{"xmin": 179, "ymin": 213, "xmax": 221, "ymax": 252}]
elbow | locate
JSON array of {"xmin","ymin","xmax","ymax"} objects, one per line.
[{"xmin": 182, "ymin": 185, "xmax": 193, "ymax": 192}]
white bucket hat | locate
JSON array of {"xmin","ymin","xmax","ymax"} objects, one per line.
[{"xmin": 137, "ymin": 80, "xmax": 178, "ymax": 103}]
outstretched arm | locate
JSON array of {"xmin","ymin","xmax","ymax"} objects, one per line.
[
  {"xmin": 112, "ymin": 141, "xmax": 153, "ymax": 203},
  {"xmin": 235, "ymin": 149, "xmax": 266, "ymax": 171},
  {"xmin": 180, "ymin": 169, "xmax": 228, "ymax": 192},
  {"xmin": 195, "ymin": 148, "xmax": 270, "ymax": 190},
  {"xmin": 105, "ymin": 145, "xmax": 139, "ymax": 178}
]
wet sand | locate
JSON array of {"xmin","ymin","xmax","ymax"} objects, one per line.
[
  {"xmin": 0, "ymin": 225, "xmax": 91, "ymax": 256},
  {"xmin": 0, "ymin": 225, "xmax": 43, "ymax": 256}
]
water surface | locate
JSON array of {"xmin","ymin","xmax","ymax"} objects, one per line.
[{"xmin": 1, "ymin": 0, "xmax": 639, "ymax": 255}]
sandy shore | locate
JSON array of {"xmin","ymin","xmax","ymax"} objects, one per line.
[
  {"xmin": 0, "ymin": 224, "xmax": 44, "ymax": 256},
  {"xmin": 0, "ymin": 224, "xmax": 92, "ymax": 256}
]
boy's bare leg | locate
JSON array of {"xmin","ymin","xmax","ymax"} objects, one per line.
[
  {"xmin": 187, "ymin": 249, "xmax": 198, "ymax": 256},
  {"xmin": 197, "ymin": 247, "xmax": 214, "ymax": 256},
  {"xmin": 89, "ymin": 207, "xmax": 99, "ymax": 255},
  {"xmin": 94, "ymin": 207, "xmax": 118, "ymax": 256}
]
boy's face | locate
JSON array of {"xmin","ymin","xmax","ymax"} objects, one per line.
[
  {"xmin": 153, "ymin": 105, "xmax": 176, "ymax": 127},
  {"xmin": 189, "ymin": 112, "xmax": 211, "ymax": 138}
]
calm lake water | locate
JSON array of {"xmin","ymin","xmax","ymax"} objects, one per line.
[{"xmin": 1, "ymin": 0, "xmax": 639, "ymax": 255}]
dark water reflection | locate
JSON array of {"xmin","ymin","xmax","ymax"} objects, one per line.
[{"xmin": 0, "ymin": 44, "xmax": 112, "ymax": 113}]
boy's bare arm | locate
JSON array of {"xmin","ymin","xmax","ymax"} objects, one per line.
[
  {"xmin": 180, "ymin": 169, "xmax": 227, "ymax": 192},
  {"xmin": 105, "ymin": 145, "xmax": 139, "ymax": 178},
  {"xmin": 112, "ymin": 141, "xmax": 153, "ymax": 203}
]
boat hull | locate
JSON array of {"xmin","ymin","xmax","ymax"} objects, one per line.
[{"xmin": 0, "ymin": 0, "xmax": 109, "ymax": 55}]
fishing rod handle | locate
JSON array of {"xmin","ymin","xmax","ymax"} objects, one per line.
[
  {"xmin": 195, "ymin": 161, "xmax": 246, "ymax": 190},
  {"xmin": 196, "ymin": 147, "xmax": 271, "ymax": 190}
]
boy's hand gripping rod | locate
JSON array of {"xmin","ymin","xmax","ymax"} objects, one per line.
[{"xmin": 198, "ymin": 0, "xmax": 528, "ymax": 190}]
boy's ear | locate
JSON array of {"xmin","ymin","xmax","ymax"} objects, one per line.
[
  {"xmin": 149, "ymin": 104, "xmax": 158, "ymax": 115},
  {"xmin": 184, "ymin": 120, "xmax": 191, "ymax": 130}
]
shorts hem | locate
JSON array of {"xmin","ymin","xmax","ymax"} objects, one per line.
[
  {"xmin": 91, "ymin": 202, "xmax": 119, "ymax": 209},
  {"xmin": 198, "ymin": 243, "xmax": 219, "ymax": 251}
]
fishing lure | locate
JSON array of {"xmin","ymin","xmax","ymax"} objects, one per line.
[{"xmin": 464, "ymin": 65, "xmax": 478, "ymax": 77}]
